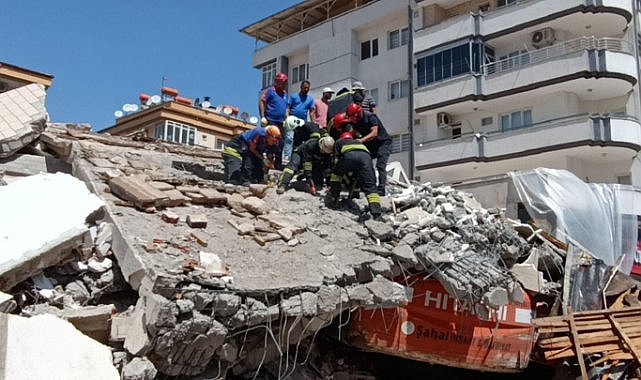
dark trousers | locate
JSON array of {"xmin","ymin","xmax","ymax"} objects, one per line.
[
  {"xmin": 223, "ymin": 151, "xmax": 264, "ymax": 185},
  {"xmin": 367, "ymin": 139, "xmax": 392, "ymax": 195},
  {"xmin": 269, "ymin": 121, "xmax": 284, "ymax": 170},
  {"xmin": 330, "ymin": 151, "xmax": 381, "ymax": 215},
  {"xmin": 279, "ymin": 151, "xmax": 324, "ymax": 188}
]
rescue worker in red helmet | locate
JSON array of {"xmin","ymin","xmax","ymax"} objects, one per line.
[
  {"xmin": 345, "ymin": 102, "xmax": 392, "ymax": 196},
  {"xmin": 223, "ymin": 125, "xmax": 280, "ymax": 185},
  {"xmin": 328, "ymin": 112, "xmax": 354, "ymax": 141},
  {"xmin": 327, "ymin": 131, "xmax": 382, "ymax": 219}
]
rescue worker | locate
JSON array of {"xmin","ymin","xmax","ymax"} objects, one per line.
[
  {"xmin": 277, "ymin": 136, "xmax": 335, "ymax": 195},
  {"xmin": 223, "ymin": 125, "xmax": 281, "ymax": 185},
  {"xmin": 345, "ymin": 103, "xmax": 392, "ymax": 196},
  {"xmin": 259, "ymin": 72, "xmax": 288, "ymax": 169},
  {"xmin": 283, "ymin": 115, "xmax": 327, "ymax": 150},
  {"xmin": 328, "ymin": 131, "xmax": 382, "ymax": 219},
  {"xmin": 328, "ymin": 112, "xmax": 351, "ymax": 141}
]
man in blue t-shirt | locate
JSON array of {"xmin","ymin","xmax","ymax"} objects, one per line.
[
  {"xmin": 259, "ymin": 72, "xmax": 288, "ymax": 169},
  {"xmin": 285, "ymin": 80, "xmax": 315, "ymax": 161}
]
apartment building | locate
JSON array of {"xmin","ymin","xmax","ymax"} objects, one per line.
[
  {"xmin": 245, "ymin": 0, "xmax": 641, "ymax": 211},
  {"xmin": 241, "ymin": 0, "xmax": 414, "ymax": 169}
]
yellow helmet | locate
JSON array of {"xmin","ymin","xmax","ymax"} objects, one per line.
[{"xmin": 318, "ymin": 136, "xmax": 335, "ymax": 154}]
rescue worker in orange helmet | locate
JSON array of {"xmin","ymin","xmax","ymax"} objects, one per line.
[{"xmin": 223, "ymin": 125, "xmax": 280, "ymax": 185}]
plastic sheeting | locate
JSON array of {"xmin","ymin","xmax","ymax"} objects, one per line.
[{"xmin": 509, "ymin": 168, "xmax": 636, "ymax": 273}]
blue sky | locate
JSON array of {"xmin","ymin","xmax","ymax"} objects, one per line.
[{"xmin": 1, "ymin": 1, "xmax": 299, "ymax": 131}]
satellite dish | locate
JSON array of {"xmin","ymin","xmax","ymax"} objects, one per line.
[
  {"xmin": 122, "ymin": 104, "xmax": 130, "ymax": 112},
  {"xmin": 130, "ymin": 104, "xmax": 139, "ymax": 112},
  {"xmin": 223, "ymin": 107, "xmax": 232, "ymax": 115},
  {"xmin": 240, "ymin": 112, "xmax": 249, "ymax": 121},
  {"xmin": 201, "ymin": 100, "xmax": 211, "ymax": 108},
  {"xmin": 114, "ymin": 110, "xmax": 124, "ymax": 118},
  {"xmin": 249, "ymin": 116, "xmax": 259, "ymax": 124},
  {"xmin": 145, "ymin": 98, "xmax": 153, "ymax": 106},
  {"xmin": 150, "ymin": 95, "xmax": 161, "ymax": 105}
]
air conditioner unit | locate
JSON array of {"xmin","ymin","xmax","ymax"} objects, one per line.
[
  {"xmin": 531, "ymin": 27, "xmax": 555, "ymax": 49},
  {"xmin": 437, "ymin": 112, "xmax": 452, "ymax": 128}
]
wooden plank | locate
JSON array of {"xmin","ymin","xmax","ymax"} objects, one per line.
[
  {"xmin": 609, "ymin": 314, "xmax": 641, "ymax": 366},
  {"xmin": 108, "ymin": 175, "xmax": 168, "ymax": 208},
  {"xmin": 588, "ymin": 352, "xmax": 634, "ymax": 367},
  {"xmin": 568, "ymin": 307, "xmax": 588, "ymax": 380}
]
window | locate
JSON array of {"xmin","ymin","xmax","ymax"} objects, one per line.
[
  {"xmin": 261, "ymin": 61, "xmax": 277, "ymax": 89},
  {"xmin": 388, "ymin": 27, "xmax": 409, "ymax": 50},
  {"xmin": 389, "ymin": 80, "xmax": 410, "ymax": 100},
  {"xmin": 154, "ymin": 120, "xmax": 196, "ymax": 146},
  {"xmin": 365, "ymin": 88, "xmax": 379, "ymax": 104},
  {"xmin": 361, "ymin": 38, "xmax": 379, "ymax": 60},
  {"xmin": 391, "ymin": 133, "xmax": 411, "ymax": 153},
  {"xmin": 500, "ymin": 109, "xmax": 532, "ymax": 131},
  {"xmin": 417, "ymin": 41, "xmax": 485, "ymax": 87},
  {"xmin": 497, "ymin": 0, "xmax": 517, "ymax": 8},
  {"xmin": 216, "ymin": 139, "xmax": 226, "ymax": 150},
  {"xmin": 481, "ymin": 117, "xmax": 493, "ymax": 126},
  {"xmin": 291, "ymin": 63, "xmax": 308, "ymax": 83}
]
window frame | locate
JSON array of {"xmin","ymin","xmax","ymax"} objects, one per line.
[
  {"xmin": 388, "ymin": 79, "xmax": 410, "ymax": 101},
  {"xmin": 391, "ymin": 133, "xmax": 411, "ymax": 153},
  {"xmin": 388, "ymin": 27, "xmax": 409, "ymax": 50},
  {"xmin": 261, "ymin": 61, "xmax": 277, "ymax": 89},
  {"xmin": 361, "ymin": 38, "xmax": 379, "ymax": 60},
  {"xmin": 499, "ymin": 108, "xmax": 532, "ymax": 132}
]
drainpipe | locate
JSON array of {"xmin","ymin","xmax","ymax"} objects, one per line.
[{"xmin": 407, "ymin": 1, "xmax": 415, "ymax": 181}]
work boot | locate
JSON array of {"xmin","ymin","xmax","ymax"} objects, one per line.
[{"xmin": 276, "ymin": 186, "xmax": 286, "ymax": 195}]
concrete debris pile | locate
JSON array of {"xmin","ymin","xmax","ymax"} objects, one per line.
[{"xmin": 0, "ymin": 121, "xmax": 573, "ymax": 378}]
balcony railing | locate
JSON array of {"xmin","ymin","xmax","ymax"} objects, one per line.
[
  {"xmin": 415, "ymin": 113, "xmax": 636, "ymax": 149},
  {"xmin": 484, "ymin": 37, "xmax": 632, "ymax": 75}
]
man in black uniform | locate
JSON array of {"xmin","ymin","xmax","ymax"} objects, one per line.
[
  {"xmin": 345, "ymin": 103, "xmax": 392, "ymax": 196},
  {"xmin": 277, "ymin": 136, "xmax": 335, "ymax": 195},
  {"xmin": 328, "ymin": 132, "xmax": 382, "ymax": 219},
  {"xmin": 283, "ymin": 115, "xmax": 327, "ymax": 151}
]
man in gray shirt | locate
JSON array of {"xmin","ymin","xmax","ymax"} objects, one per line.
[{"xmin": 351, "ymin": 81, "xmax": 377, "ymax": 114}]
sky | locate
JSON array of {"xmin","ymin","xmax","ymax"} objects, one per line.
[{"xmin": 1, "ymin": 1, "xmax": 299, "ymax": 131}]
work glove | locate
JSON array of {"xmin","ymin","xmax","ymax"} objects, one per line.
[
  {"xmin": 261, "ymin": 117, "xmax": 268, "ymax": 127},
  {"xmin": 263, "ymin": 157, "xmax": 274, "ymax": 170}
]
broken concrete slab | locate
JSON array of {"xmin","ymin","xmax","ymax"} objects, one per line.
[
  {"xmin": 1, "ymin": 313, "xmax": 119, "ymax": 380},
  {"xmin": 241, "ymin": 196, "xmax": 269, "ymax": 215},
  {"xmin": 122, "ymin": 357, "xmax": 157, "ymax": 380},
  {"xmin": 0, "ymin": 173, "xmax": 104, "ymax": 290},
  {"xmin": 0, "ymin": 153, "xmax": 70, "ymax": 179},
  {"xmin": 109, "ymin": 175, "xmax": 168, "ymax": 210},
  {"xmin": 0, "ymin": 291, "xmax": 16, "ymax": 313},
  {"xmin": 0, "ymin": 84, "xmax": 48, "ymax": 158},
  {"xmin": 187, "ymin": 213, "xmax": 207, "ymax": 228}
]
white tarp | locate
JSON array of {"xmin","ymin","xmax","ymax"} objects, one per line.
[{"xmin": 509, "ymin": 168, "xmax": 636, "ymax": 272}]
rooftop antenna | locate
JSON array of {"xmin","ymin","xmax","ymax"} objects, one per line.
[{"xmin": 161, "ymin": 76, "xmax": 168, "ymax": 90}]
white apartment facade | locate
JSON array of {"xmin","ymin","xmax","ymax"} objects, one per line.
[{"xmin": 244, "ymin": 0, "xmax": 641, "ymax": 212}]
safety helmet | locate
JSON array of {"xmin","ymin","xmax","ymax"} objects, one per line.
[
  {"xmin": 275, "ymin": 72, "xmax": 288, "ymax": 82},
  {"xmin": 284, "ymin": 115, "xmax": 305, "ymax": 131},
  {"xmin": 339, "ymin": 132, "xmax": 353, "ymax": 140},
  {"xmin": 318, "ymin": 136, "xmax": 335, "ymax": 154},
  {"xmin": 346, "ymin": 103, "xmax": 363, "ymax": 123},
  {"xmin": 331, "ymin": 113, "xmax": 348, "ymax": 129},
  {"xmin": 265, "ymin": 125, "xmax": 281, "ymax": 139}
]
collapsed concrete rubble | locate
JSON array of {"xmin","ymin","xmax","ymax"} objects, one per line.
[{"xmin": 0, "ymin": 122, "xmax": 575, "ymax": 378}]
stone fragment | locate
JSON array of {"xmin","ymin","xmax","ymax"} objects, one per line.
[
  {"xmin": 346, "ymin": 284, "xmax": 374, "ymax": 307},
  {"xmin": 176, "ymin": 299, "xmax": 195, "ymax": 314},
  {"xmin": 199, "ymin": 251, "xmax": 227, "ymax": 276},
  {"xmin": 186, "ymin": 214, "xmax": 207, "ymax": 228},
  {"xmin": 316, "ymin": 285, "xmax": 349, "ymax": 314},
  {"xmin": 391, "ymin": 243, "xmax": 418, "ymax": 265},
  {"xmin": 226, "ymin": 193, "xmax": 245, "ymax": 211},
  {"xmin": 508, "ymin": 281, "xmax": 525, "ymax": 304},
  {"xmin": 122, "ymin": 357, "xmax": 157, "ymax": 380},
  {"xmin": 241, "ymin": 196, "xmax": 269, "ymax": 215},
  {"xmin": 159, "ymin": 189, "xmax": 190, "ymax": 207},
  {"xmin": 161, "ymin": 211, "xmax": 180, "ymax": 224},
  {"xmin": 198, "ymin": 187, "xmax": 228, "ymax": 205},
  {"xmin": 365, "ymin": 276, "xmax": 407, "ymax": 308},
  {"xmin": 287, "ymin": 239, "xmax": 299, "ymax": 247},
  {"xmin": 145, "ymin": 293, "xmax": 178, "ymax": 332},
  {"xmin": 277, "ymin": 228, "xmax": 293, "ymax": 241},
  {"xmin": 364, "ymin": 219, "xmax": 394, "ymax": 242},
  {"xmin": 401, "ymin": 232, "xmax": 420, "ymax": 246},
  {"xmin": 149, "ymin": 181, "xmax": 174, "ymax": 191},
  {"xmin": 510, "ymin": 263, "xmax": 543, "ymax": 293},
  {"xmin": 212, "ymin": 293, "xmax": 241, "ymax": 317},
  {"xmin": 109, "ymin": 175, "xmax": 168, "ymax": 209},
  {"xmin": 280, "ymin": 292, "xmax": 318, "ymax": 317},
  {"xmin": 110, "ymin": 315, "xmax": 130, "ymax": 343},
  {"xmin": 320, "ymin": 244, "xmax": 335, "ymax": 256},
  {"xmin": 190, "ymin": 230, "xmax": 210, "ymax": 247},
  {"xmin": 216, "ymin": 342, "xmax": 239, "ymax": 362},
  {"xmin": 249, "ymin": 184, "xmax": 269, "ymax": 198},
  {"xmin": 88, "ymin": 257, "xmax": 113, "ymax": 273},
  {"xmin": 482, "ymin": 287, "xmax": 508, "ymax": 309},
  {"xmin": 0, "ymin": 291, "xmax": 16, "ymax": 313},
  {"xmin": 124, "ymin": 300, "xmax": 152, "ymax": 356}
]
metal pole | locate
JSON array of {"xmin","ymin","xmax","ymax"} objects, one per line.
[{"xmin": 407, "ymin": 1, "xmax": 415, "ymax": 181}]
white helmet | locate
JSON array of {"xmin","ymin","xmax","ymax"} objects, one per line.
[
  {"xmin": 284, "ymin": 115, "xmax": 305, "ymax": 131},
  {"xmin": 318, "ymin": 136, "xmax": 335, "ymax": 154}
]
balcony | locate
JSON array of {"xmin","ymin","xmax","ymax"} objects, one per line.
[
  {"xmin": 414, "ymin": 37, "xmax": 636, "ymax": 113},
  {"xmin": 415, "ymin": 114, "xmax": 641, "ymax": 171}
]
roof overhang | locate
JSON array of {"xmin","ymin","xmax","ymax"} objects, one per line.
[
  {"xmin": 240, "ymin": 0, "xmax": 376, "ymax": 44},
  {"xmin": 0, "ymin": 62, "xmax": 54, "ymax": 89}
]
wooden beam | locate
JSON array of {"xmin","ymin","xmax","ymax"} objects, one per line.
[
  {"xmin": 609, "ymin": 314, "xmax": 641, "ymax": 366},
  {"xmin": 568, "ymin": 307, "xmax": 588, "ymax": 380}
]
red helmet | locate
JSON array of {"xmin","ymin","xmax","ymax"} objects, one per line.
[
  {"xmin": 331, "ymin": 113, "xmax": 348, "ymax": 129},
  {"xmin": 275, "ymin": 72, "xmax": 288, "ymax": 82},
  {"xmin": 346, "ymin": 103, "xmax": 362, "ymax": 122},
  {"xmin": 340, "ymin": 132, "xmax": 353, "ymax": 140}
]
